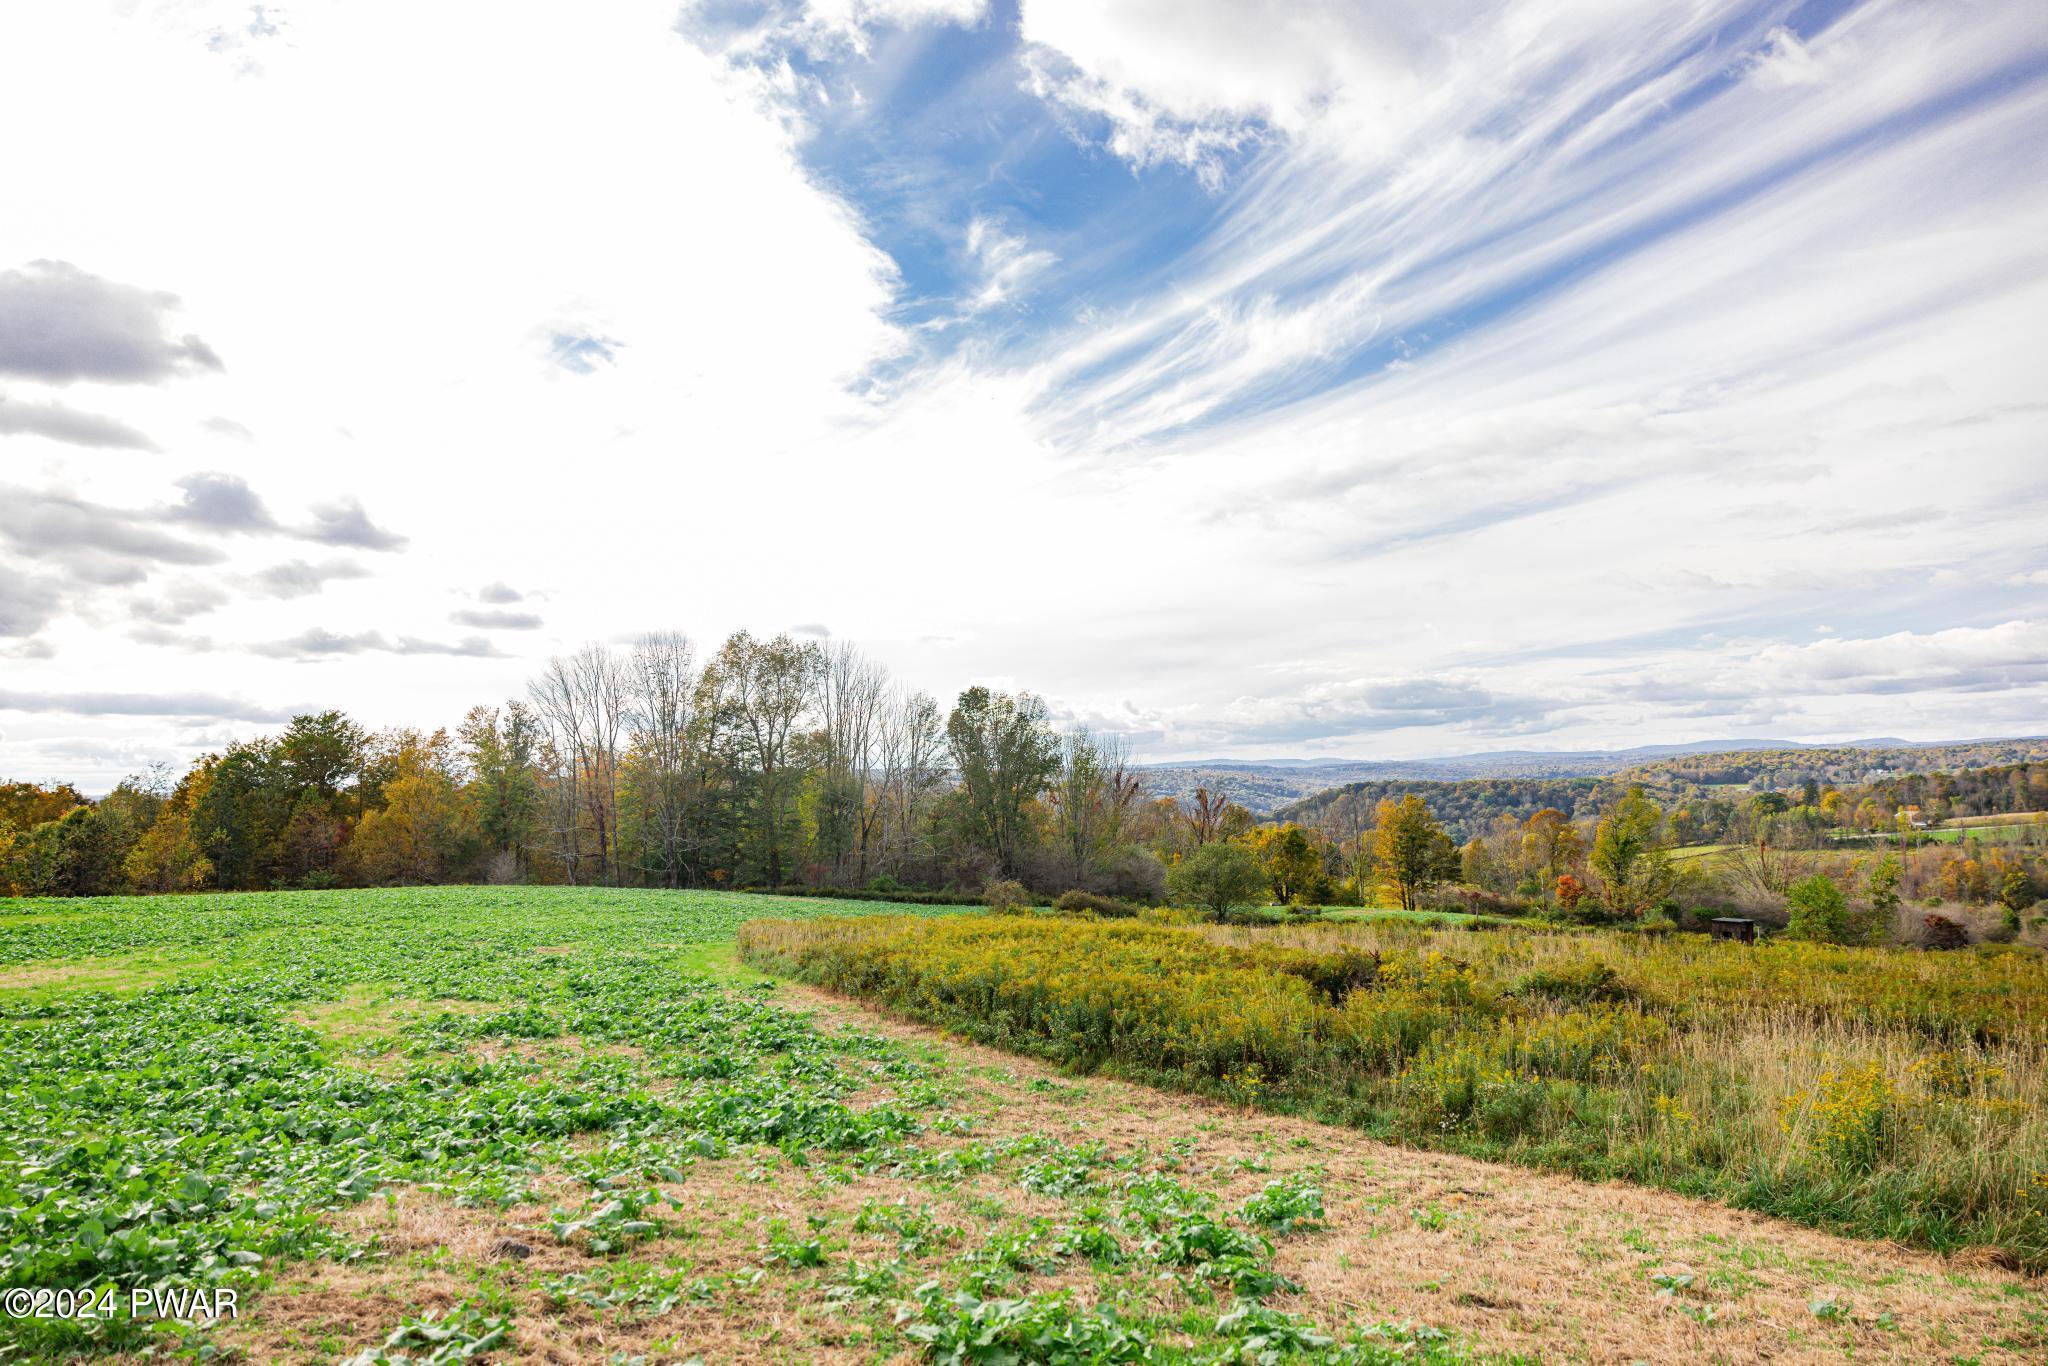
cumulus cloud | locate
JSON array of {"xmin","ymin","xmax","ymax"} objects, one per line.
[
  {"xmin": 1747, "ymin": 621, "xmax": 2048, "ymax": 696},
  {"xmin": 127, "ymin": 624, "xmax": 213, "ymax": 651},
  {"xmin": 303, "ymin": 498, "xmax": 408, "ymax": 551},
  {"xmin": 129, "ymin": 581, "xmax": 231, "ymax": 626},
  {"xmin": 0, "ymin": 394, "xmax": 155, "ymax": 449},
  {"xmin": 0, "ymin": 485, "xmax": 222, "ymax": 567},
  {"xmin": 0, "ymin": 571, "xmax": 66, "ymax": 638},
  {"xmin": 477, "ymin": 581, "xmax": 526, "ymax": 604},
  {"xmin": 249, "ymin": 628, "xmax": 387, "ymax": 657},
  {"xmin": 165, "ymin": 471, "xmax": 279, "ymax": 532},
  {"xmin": 251, "ymin": 558, "xmax": 369, "ymax": 599},
  {"xmin": 0, "ymin": 260, "xmax": 222, "ymax": 385},
  {"xmin": 0, "ymin": 474, "xmax": 412, "ymax": 651}
]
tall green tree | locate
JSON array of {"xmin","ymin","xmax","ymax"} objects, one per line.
[
  {"xmin": 1255, "ymin": 824, "xmax": 1326, "ymax": 904},
  {"xmin": 191, "ymin": 740, "xmax": 289, "ymax": 889},
  {"xmin": 461, "ymin": 702, "xmax": 543, "ymax": 875},
  {"xmin": 1371, "ymin": 795, "xmax": 1457, "ymax": 911},
  {"xmin": 276, "ymin": 710, "xmax": 366, "ymax": 801},
  {"xmin": 1589, "ymin": 786, "xmax": 1674, "ymax": 918},
  {"xmin": 704, "ymin": 631, "xmax": 822, "ymax": 885},
  {"xmin": 1166, "ymin": 841, "xmax": 1266, "ymax": 919},
  {"xmin": 945, "ymin": 686, "xmax": 1059, "ymax": 879}
]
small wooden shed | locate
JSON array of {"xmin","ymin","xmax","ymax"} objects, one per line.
[{"xmin": 1708, "ymin": 916, "xmax": 1758, "ymax": 944}]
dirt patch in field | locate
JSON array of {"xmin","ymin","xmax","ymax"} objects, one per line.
[
  {"xmin": 218, "ymin": 1149, "xmax": 1077, "ymax": 1364},
  {"xmin": 0, "ymin": 952, "xmax": 213, "ymax": 997},
  {"xmin": 289, "ymin": 989, "xmax": 503, "ymax": 1072}
]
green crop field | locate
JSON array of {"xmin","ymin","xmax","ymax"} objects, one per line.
[{"xmin": 4, "ymin": 888, "xmax": 2044, "ymax": 1363}]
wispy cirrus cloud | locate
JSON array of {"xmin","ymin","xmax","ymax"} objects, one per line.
[
  {"xmin": 0, "ymin": 687, "xmax": 291, "ymax": 722},
  {"xmin": 450, "ymin": 608, "xmax": 543, "ymax": 630},
  {"xmin": 0, "ymin": 394, "xmax": 155, "ymax": 449},
  {"xmin": 249, "ymin": 628, "xmax": 505, "ymax": 661}
]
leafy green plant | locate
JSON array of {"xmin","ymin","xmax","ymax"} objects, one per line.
[
  {"xmin": 549, "ymin": 1188, "xmax": 668, "ymax": 1254},
  {"xmin": 762, "ymin": 1218, "xmax": 828, "ymax": 1269},
  {"xmin": 898, "ymin": 1283, "xmax": 1152, "ymax": 1365},
  {"xmin": 1236, "ymin": 1175, "xmax": 1326, "ymax": 1233},
  {"xmin": 340, "ymin": 1304, "xmax": 510, "ymax": 1365}
]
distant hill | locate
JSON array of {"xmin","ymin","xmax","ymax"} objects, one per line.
[
  {"xmin": 1271, "ymin": 739, "xmax": 2048, "ymax": 842},
  {"xmin": 1143, "ymin": 736, "xmax": 2048, "ymax": 820}
]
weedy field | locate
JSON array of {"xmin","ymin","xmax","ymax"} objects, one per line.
[
  {"xmin": 1, "ymin": 888, "xmax": 2043, "ymax": 1364},
  {"xmin": 741, "ymin": 915, "xmax": 2048, "ymax": 1269}
]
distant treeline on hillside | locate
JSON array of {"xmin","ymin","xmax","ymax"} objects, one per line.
[
  {"xmin": 1156, "ymin": 738, "xmax": 2047, "ymax": 817},
  {"xmin": 1278, "ymin": 777, "xmax": 1611, "ymax": 842},
  {"xmin": 1280, "ymin": 752, "xmax": 2048, "ymax": 844},
  {"xmin": 1613, "ymin": 740, "xmax": 2048, "ymax": 792}
]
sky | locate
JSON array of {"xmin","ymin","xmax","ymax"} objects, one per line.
[{"xmin": 1, "ymin": 0, "xmax": 2045, "ymax": 789}]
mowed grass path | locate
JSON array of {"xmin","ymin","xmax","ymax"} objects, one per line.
[{"xmin": 0, "ymin": 887, "xmax": 2042, "ymax": 1363}]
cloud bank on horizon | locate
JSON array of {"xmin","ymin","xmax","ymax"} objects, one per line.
[{"xmin": 1, "ymin": 0, "xmax": 2044, "ymax": 787}]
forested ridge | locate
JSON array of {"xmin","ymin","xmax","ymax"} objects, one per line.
[{"xmin": 1281, "ymin": 746, "xmax": 2048, "ymax": 842}]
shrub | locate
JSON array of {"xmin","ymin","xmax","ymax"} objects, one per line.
[
  {"xmin": 1165, "ymin": 843, "xmax": 1267, "ymax": 920},
  {"xmin": 1253, "ymin": 945, "xmax": 1380, "ymax": 1004},
  {"xmin": 1100, "ymin": 846, "xmax": 1168, "ymax": 904},
  {"xmin": 1511, "ymin": 957, "xmax": 1635, "ymax": 1005},
  {"xmin": 983, "ymin": 879, "xmax": 1030, "ymax": 912},
  {"xmin": 1395, "ymin": 1039, "xmax": 1549, "ymax": 1141},
  {"xmin": 1922, "ymin": 914, "xmax": 1970, "ymax": 950},
  {"xmin": 1785, "ymin": 875, "xmax": 1852, "ymax": 944},
  {"xmin": 1054, "ymin": 889, "xmax": 1141, "ymax": 918},
  {"xmin": 1779, "ymin": 1062, "xmax": 1895, "ymax": 1172}
]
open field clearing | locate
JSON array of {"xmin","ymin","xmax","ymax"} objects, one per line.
[{"xmin": 2, "ymin": 888, "xmax": 2044, "ymax": 1363}]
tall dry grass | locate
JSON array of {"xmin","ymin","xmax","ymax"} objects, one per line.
[{"xmin": 739, "ymin": 912, "xmax": 2048, "ymax": 1267}]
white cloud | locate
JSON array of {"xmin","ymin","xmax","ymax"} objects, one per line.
[{"xmin": 965, "ymin": 217, "xmax": 1055, "ymax": 312}]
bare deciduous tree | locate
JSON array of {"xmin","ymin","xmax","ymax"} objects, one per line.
[
  {"xmin": 815, "ymin": 641, "xmax": 888, "ymax": 880},
  {"xmin": 626, "ymin": 631, "xmax": 697, "ymax": 887},
  {"xmin": 528, "ymin": 644, "xmax": 627, "ymax": 884}
]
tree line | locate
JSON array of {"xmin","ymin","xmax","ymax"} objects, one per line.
[
  {"xmin": 3, "ymin": 636, "xmax": 2044, "ymax": 949},
  {"xmin": 1, "ymin": 633, "xmax": 1182, "ymax": 901}
]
